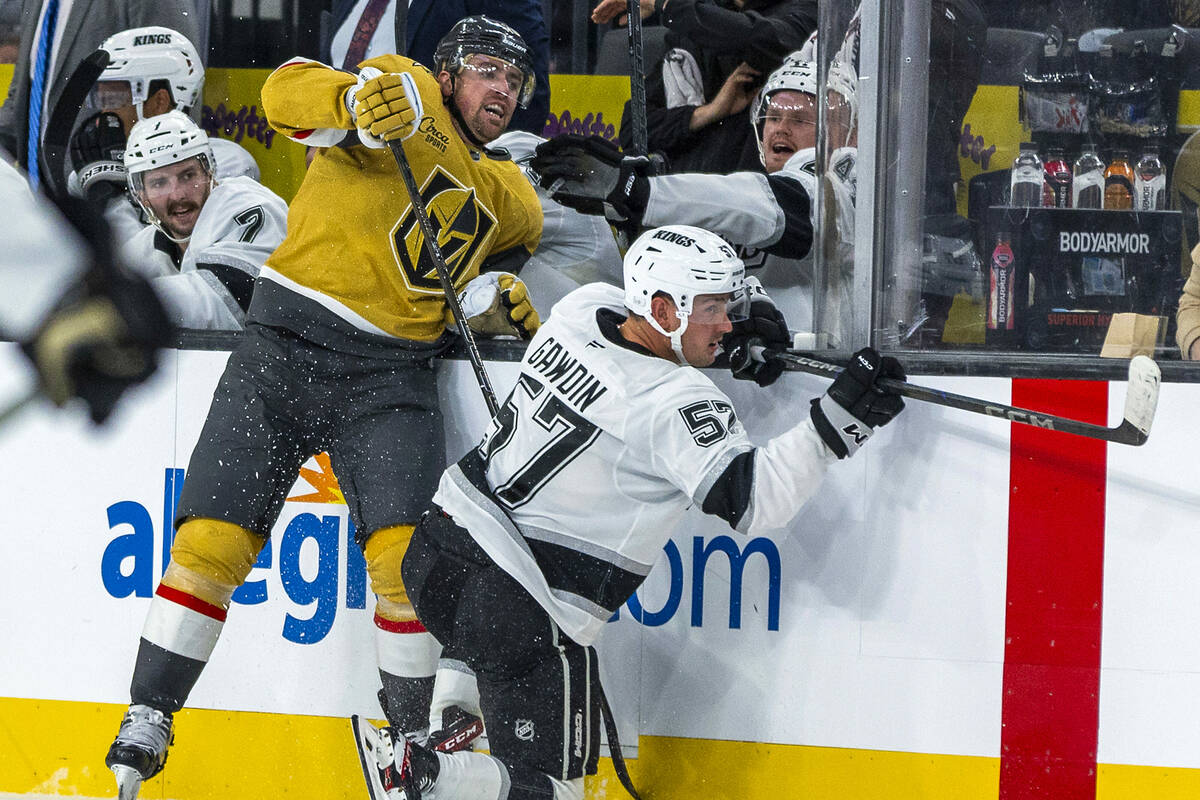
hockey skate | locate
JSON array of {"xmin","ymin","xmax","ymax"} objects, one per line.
[
  {"xmin": 428, "ymin": 704, "xmax": 484, "ymax": 753},
  {"xmin": 351, "ymin": 714, "xmax": 439, "ymax": 800},
  {"xmin": 104, "ymin": 704, "xmax": 174, "ymax": 800}
]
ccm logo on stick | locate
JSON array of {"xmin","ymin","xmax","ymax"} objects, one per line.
[{"xmin": 985, "ymin": 406, "xmax": 1055, "ymax": 429}]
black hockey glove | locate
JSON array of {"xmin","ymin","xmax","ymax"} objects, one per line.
[
  {"xmin": 69, "ymin": 112, "xmax": 128, "ymax": 204},
  {"xmin": 531, "ymin": 134, "xmax": 652, "ymax": 227},
  {"xmin": 809, "ymin": 347, "xmax": 905, "ymax": 459},
  {"xmin": 722, "ymin": 278, "xmax": 789, "ymax": 387}
]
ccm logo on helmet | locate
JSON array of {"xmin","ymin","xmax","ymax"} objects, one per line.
[
  {"xmin": 133, "ymin": 34, "xmax": 172, "ymax": 45},
  {"xmin": 652, "ymin": 229, "xmax": 696, "ymax": 248}
]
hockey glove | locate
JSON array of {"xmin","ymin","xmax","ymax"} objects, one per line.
[
  {"xmin": 350, "ymin": 68, "xmax": 422, "ymax": 149},
  {"xmin": 69, "ymin": 111, "xmax": 128, "ymax": 203},
  {"xmin": 809, "ymin": 347, "xmax": 905, "ymax": 459},
  {"xmin": 722, "ymin": 277, "xmax": 789, "ymax": 387},
  {"xmin": 447, "ymin": 272, "xmax": 541, "ymax": 339},
  {"xmin": 531, "ymin": 134, "xmax": 652, "ymax": 227}
]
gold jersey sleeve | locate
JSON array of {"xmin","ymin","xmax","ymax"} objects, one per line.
[{"xmin": 260, "ymin": 55, "xmax": 543, "ymax": 344}]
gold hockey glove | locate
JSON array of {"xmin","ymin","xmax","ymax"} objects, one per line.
[
  {"xmin": 351, "ymin": 70, "xmax": 422, "ymax": 149},
  {"xmin": 446, "ymin": 272, "xmax": 541, "ymax": 339}
]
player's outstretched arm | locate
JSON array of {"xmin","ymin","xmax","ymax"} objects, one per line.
[
  {"xmin": 261, "ymin": 58, "xmax": 357, "ymax": 145},
  {"xmin": 262, "ymin": 55, "xmax": 430, "ymax": 149},
  {"xmin": 696, "ymin": 347, "xmax": 906, "ymax": 534}
]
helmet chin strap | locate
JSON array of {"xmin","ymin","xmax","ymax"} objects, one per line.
[
  {"xmin": 444, "ymin": 76, "xmax": 491, "ymax": 151},
  {"xmin": 644, "ymin": 310, "xmax": 693, "ymax": 366}
]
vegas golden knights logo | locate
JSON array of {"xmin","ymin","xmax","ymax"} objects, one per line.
[{"xmin": 391, "ymin": 166, "xmax": 497, "ymax": 292}]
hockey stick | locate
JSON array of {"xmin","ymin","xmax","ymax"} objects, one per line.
[
  {"xmin": 38, "ymin": 48, "xmax": 110, "ymax": 202},
  {"xmin": 625, "ymin": 1, "xmax": 649, "ymax": 156},
  {"xmin": 758, "ymin": 348, "xmax": 1161, "ymax": 446},
  {"xmin": 386, "ymin": 133, "xmax": 500, "ymax": 417}
]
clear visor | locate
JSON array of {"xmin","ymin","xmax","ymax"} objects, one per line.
[
  {"xmin": 460, "ymin": 52, "xmax": 535, "ymax": 107},
  {"xmin": 685, "ymin": 291, "xmax": 750, "ymax": 325},
  {"xmin": 756, "ymin": 95, "xmax": 818, "ymax": 130},
  {"xmin": 129, "ymin": 155, "xmax": 212, "ymax": 200},
  {"xmin": 89, "ymin": 80, "xmax": 136, "ymax": 111}
]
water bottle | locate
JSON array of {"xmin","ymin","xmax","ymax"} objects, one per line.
[
  {"xmin": 1134, "ymin": 146, "xmax": 1166, "ymax": 211},
  {"xmin": 988, "ymin": 233, "xmax": 1016, "ymax": 333},
  {"xmin": 1009, "ymin": 142, "xmax": 1043, "ymax": 207},
  {"xmin": 1104, "ymin": 151, "xmax": 1134, "ymax": 210},
  {"xmin": 1041, "ymin": 147, "xmax": 1072, "ymax": 208},
  {"xmin": 1071, "ymin": 145, "xmax": 1105, "ymax": 209}
]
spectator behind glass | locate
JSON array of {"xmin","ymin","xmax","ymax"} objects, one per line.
[
  {"xmin": 596, "ymin": 0, "xmax": 816, "ymax": 174},
  {"xmin": 0, "ymin": 0, "xmax": 198, "ymax": 182},
  {"xmin": 319, "ymin": 0, "xmax": 550, "ymax": 135}
]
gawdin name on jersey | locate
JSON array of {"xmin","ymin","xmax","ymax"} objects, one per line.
[
  {"xmin": 1058, "ymin": 231, "xmax": 1151, "ymax": 255},
  {"xmin": 133, "ymin": 34, "xmax": 173, "ymax": 45},
  {"xmin": 527, "ymin": 336, "xmax": 609, "ymax": 412}
]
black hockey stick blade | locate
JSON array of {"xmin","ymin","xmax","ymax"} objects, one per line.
[
  {"xmin": 762, "ymin": 349, "xmax": 1161, "ymax": 446},
  {"xmin": 39, "ymin": 48, "xmax": 110, "ymax": 202},
  {"xmin": 386, "ymin": 137, "xmax": 500, "ymax": 417}
]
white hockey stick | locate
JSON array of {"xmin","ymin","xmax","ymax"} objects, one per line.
[{"xmin": 759, "ymin": 348, "xmax": 1161, "ymax": 446}]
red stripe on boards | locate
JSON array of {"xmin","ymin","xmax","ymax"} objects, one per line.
[
  {"xmin": 1000, "ymin": 378, "xmax": 1108, "ymax": 800},
  {"xmin": 155, "ymin": 583, "xmax": 228, "ymax": 623},
  {"xmin": 374, "ymin": 613, "xmax": 427, "ymax": 634}
]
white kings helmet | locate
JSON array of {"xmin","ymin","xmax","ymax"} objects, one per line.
[
  {"xmin": 97, "ymin": 27, "xmax": 204, "ymax": 120},
  {"xmin": 751, "ymin": 54, "xmax": 817, "ymax": 168},
  {"xmin": 624, "ymin": 225, "xmax": 747, "ymax": 366},
  {"xmin": 124, "ymin": 111, "xmax": 215, "ymax": 240},
  {"xmin": 751, "ymin": 53, "xmax": 860, "ymax": 165}
]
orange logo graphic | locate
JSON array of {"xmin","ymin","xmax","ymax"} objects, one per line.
[{"xmin": 287, "ymin": 452, "xmax": 345, "ymax": 504}]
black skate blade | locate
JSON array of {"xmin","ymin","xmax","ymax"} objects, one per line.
[{"xmin": 350, "ymin": 715, "xmax": 392, "ymax": 800}]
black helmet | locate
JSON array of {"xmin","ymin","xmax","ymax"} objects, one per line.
[{"xmin": 433, "ymin": 15, "xmax": 536, "ymax": 108}]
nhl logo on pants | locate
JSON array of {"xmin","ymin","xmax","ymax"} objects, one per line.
[{"xmin": 515, "ymin": 719, "xmax": 535, "ymax": 741}]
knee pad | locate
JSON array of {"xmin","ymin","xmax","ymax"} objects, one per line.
[
  {"xmin": 365, "ymin": 524, "xmax": 417, "ymax": 621},
  {"xmin": 165, "ymin": 517, "xmax": 264, "ymax": 608}
]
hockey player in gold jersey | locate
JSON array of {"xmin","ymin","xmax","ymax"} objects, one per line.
[{"xmin": 103, "ymin": 17, "xmax": 543, "ymax": 800}]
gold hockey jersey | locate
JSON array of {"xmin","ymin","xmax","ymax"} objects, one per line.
[{"xmin": 257, "ymin": 55, "xmax": 543, "ymax": 346}]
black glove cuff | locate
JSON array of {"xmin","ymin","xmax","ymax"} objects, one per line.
[{"xmin": 810, "ymin": 397, "xmax": 849, "ymax": 459}]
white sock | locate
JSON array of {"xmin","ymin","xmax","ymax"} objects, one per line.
[{"xmin": 430, "ymin": 658, "xmax": 482, "ymax": 730}]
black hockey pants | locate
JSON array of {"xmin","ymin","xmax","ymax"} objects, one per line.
[{"xmin": 403, "ymin": 507, "xmax": 602, "ymax": 796}]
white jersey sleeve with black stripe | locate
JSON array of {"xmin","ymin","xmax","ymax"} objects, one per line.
[{"xmin": 165, "ymin": 176, "xmax": 288, "ymax": 329}]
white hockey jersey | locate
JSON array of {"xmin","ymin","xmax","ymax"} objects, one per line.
[
  {"xmin": 433, "ymin": 283, "xmax": 836, "ymax": 645},
  {"xmin": 489, "ymin": 130, "xmax": 623, "ymax": 306},
  {"xmin": 119, "ymin": 176, "xmax": 288, "ymax": 330},
  {"xmin": 641, "ymin": 146, "xmax": 858, "ymax": 346}
]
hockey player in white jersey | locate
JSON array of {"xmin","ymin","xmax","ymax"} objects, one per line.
[
  {"xmin": 352, "ymin": 225, "xmax": 905, "ymax": 800},
  {"xmin": 68, "ymin": 26, "xmax": 261, "ymax": 239},
  {"xmin": 532, "ymin": 53, "xmax": 858, "ymax": 350},
  {"xmin": 489, "ymin": 129, "xmax": 623, "ymax": 302},
  {"xmin": 120, "ymin": 111, "xmax": 287, "ymax": 330},
  {"xmin": 0, "ymin": 159, "xmax": 169, "ymax": 422}
]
